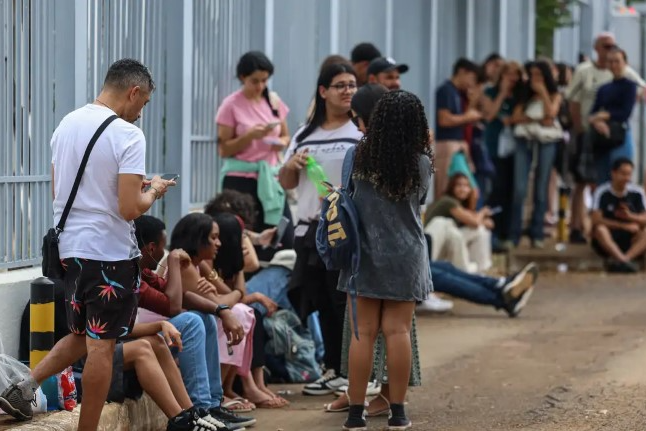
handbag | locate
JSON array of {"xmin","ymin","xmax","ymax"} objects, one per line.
[
  {"xmin": 590, "ymin": 121, "xmax": 627, "ymax": 154},
  {"xmin": 42, "ymin": 115, "xmax": 119, "ymax": 279},
  {"xmin": 513, "ymin": 100, "xmax": 564, "ymax": 143},
  {"xmin": 497, "ymin": 126, "xmax": 516, "ymax": 158}
]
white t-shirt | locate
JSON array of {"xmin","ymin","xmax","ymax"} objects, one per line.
[
  {"xmin": 565, "ymin": 61, "xmax": 645, "ymax": 130},
  {"xmin": 51, "ymin": 104, "xmax": 147, "ymax": 261},
  {"xmin": 286, "ymin": 121, "xmax": 363, "ymax": 222}
]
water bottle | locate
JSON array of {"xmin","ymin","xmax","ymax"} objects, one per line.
[
  {"xmin": 305, "ymin": 156, "xmax": 329, "ymax": 197},
  {"xmin": 40, "ymin": 375, "xmax": 58, "ymax": 411}
]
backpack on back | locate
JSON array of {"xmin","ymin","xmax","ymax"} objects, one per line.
[{"xmin": 315, "ymin": 146, "xmax": 361, "ymax": 339}]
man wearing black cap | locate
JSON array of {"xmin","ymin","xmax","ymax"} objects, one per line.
[
  {"xmin": 351, "ymin": 42, "xmax": 382, "ymax": 87},
  {"xmin": 367, "ymin": 57, "xmax": 409, "ymax": 91}
]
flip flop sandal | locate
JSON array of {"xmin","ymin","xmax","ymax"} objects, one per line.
[
  {"xmin": 222, "ymin": 399, "xmax": 253, "ymax": 413},
  {"xmin": 233, "ymin": 397, "xmax": 256, "ymax": 410},
  {"xmin": 254, "ymin": 398, "xmax": 287, "ymax": 409},
  {"xmin": 366, "ymin": 393, "xmax": 391, "ymax": 417},
  {"xmin": 324, "ymin": 400, "xmax": 349, "ymax": 412}
]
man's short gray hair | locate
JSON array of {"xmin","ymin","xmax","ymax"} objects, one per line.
[{"xmin": 103, "ymin": 58, "xmax": 156, "ymax": 93}]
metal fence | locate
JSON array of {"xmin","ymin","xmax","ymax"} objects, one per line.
[{"xmin": 1, "ymin": 0, "xmax": 536, "ymax": 270}]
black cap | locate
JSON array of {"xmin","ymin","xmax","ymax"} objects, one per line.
[
  {"xmin": 351, "ymin": 84, "xmax": 389, "ymax": 123},
  {"xmin": 351, "ymin": 43, "xmax": 382, "ymax": 63},
  {"xmin": 367, "ymin": 57, "xmax": 409, "ymax": 76}
]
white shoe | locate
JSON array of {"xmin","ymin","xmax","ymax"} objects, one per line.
[
  {"xmin": 334, "ymin": 380, "xmax": 382, "ymax": 397},
  {"xmin": 303, "ymin": 369, "xmax": 348, "ymax": 396},
  {"xmin": 417, "ymin": 293, "xmax": 454, "ymax": 313}
]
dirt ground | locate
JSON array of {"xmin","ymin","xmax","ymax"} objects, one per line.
[{"xmin": 255, "ymin": 272, "xmax": 646, "ymax": 431}]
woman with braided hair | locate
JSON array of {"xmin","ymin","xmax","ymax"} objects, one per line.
[{"xmin": 339, "ymin": 90, "xmax": 433, "ymax": 431}]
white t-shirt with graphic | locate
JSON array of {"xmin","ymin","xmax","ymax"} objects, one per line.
[
  {"xmin": 51, "ymin": 104, "xmax": 146, "ymax": 261},
  {"xmin": 286, "ymin": 121, "xmax": 363, "ymax": 222}
]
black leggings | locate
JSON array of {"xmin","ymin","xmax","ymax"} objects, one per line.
[{"xmin": 251, "ymin": 308, "xmax": 266, "ymax": 370}]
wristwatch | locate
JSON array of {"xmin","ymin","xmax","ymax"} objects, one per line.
[{"xmin": 214, "ymin": 304, "xmax": 231, "ymax": 317}]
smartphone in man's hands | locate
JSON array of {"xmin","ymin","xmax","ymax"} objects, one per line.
[{"xmin": 161, "ymin": 174, "xmax": 180, "ymax": 182}]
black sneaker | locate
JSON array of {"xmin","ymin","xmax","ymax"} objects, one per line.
[
  {"xmin": 502, "ymin": 262, "xmax": 538, "ymax": 303},
  {"xmin": 607, "ymin": 260, "xmax": 638, "ymax": 273},
  {"xmin": 0, "ymin": 383, "xmax": 35, "ymax": 421},
  {"xmin": 569, "ymin": 229, "xmax": 587, "ymax": 244},
  {"xmin": 388, "ymin": 403, "xmax": 412, "ymax": 430},
  {"xmin": 167, "ymin": 409, "xmax": 228, "ymax": 431},
  {"xmin": 503, "ymin": 286, "xmax": 535, "ymax": 318},
  {"xmin": 343, "ymin": 404, "xmax": 367, "ymax": 430},
  {"xmin": 210, "ymin": 405, "xmax": 256, "ymax": 428}
]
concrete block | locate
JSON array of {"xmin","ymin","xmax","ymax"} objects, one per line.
[{"xmin": 0, "ymin": 268, "xmax": 41, "ymax": 358}]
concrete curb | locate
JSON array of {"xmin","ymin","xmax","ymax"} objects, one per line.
[{"xmin": 0, "ymin": 394, "xmax": 166, "ymax": 431}]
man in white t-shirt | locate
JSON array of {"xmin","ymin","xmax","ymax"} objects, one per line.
[
  {"xmin": 0, "ymin": 59, "xmax": 176, "ymax": 430},
  {"xmin": 566, "ymin": 32, "xmax": 646, "ymax": 244}
]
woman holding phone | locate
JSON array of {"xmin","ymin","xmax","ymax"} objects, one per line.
[{"xmin": 216, "ymin": 51, "xmax": 294, "ymax": 259}]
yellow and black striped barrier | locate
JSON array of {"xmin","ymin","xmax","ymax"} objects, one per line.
[
  {"xmin": 557, "ymin": 186, "xmax": 571, "ymax": 243},
  {"xmin": 30, "ymin": 277, "xmax": 55, "ymax": 370}
]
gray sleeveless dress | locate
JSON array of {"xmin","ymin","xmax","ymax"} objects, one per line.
[{"xmin": 337, "ymin": 155, "xmax": 433, "ymax": 301}]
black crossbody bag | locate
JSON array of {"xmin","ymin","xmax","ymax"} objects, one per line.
[{"xmin": 42, "ymin": 115, "xmax": 119, "ymax": 279}]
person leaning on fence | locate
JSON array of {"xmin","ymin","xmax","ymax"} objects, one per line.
[
  {"xmin": 0, "ymin": 59, "xmax": 179, "ymax": 430},
  {"xmin": 434, "ymin": 58, "xmax": 483, "ymax": 200},
  {"xmin": 591, "ymin": 158, "xmax": 646, "ymax": 273},
  {"xmin": 588, "ymin": 46, "xmax": 637, "ymax": 185},
  {"xmin": 216, "ymin": 51, "xmax": 294, "ymax": 262}
]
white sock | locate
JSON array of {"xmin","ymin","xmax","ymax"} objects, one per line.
[
  {"xmin": 17, "ymin": 375, "xmax": 39, "ymax": 400},
  {"xmin": 495, "ymin": 277, "xmax": 506, "ymax": 289}
]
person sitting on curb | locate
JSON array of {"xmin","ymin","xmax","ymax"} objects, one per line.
[
  {"xmin": 591, "ymin": 157, "xmax": 646, "ymax": 273},
  {"xmin": 134, "ymin": 215, "xmax": 255, "ymax": 429},
  {"xmin": 1, "ymin": 319, "xmax": 229, "ymax": 431}
]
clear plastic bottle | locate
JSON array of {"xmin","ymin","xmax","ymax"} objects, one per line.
[{"xmin": 305, "ymin": 156, "xmax": 329, "ymax": 197}]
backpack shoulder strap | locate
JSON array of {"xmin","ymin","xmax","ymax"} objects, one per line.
[
  {"xmin": 341, "ymin": 145, "xmax": 356, "ymax": 191},
  {"xmin": 55, "ymin": 114, "xmax": 119, "ymax": 233}
]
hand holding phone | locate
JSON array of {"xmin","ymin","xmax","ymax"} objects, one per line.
[
  {"xmin": 266, "ymin": 121, "xmax": 280, "ymax": 130},
  {"xmin": 489, "ymin": 206, "xmax": 503, "ymax": 216},
  {"xmin": 270, "ymin": 216, "xmax": 291, "ymax": 249},
  {"xmin": 161, "ymin": 174, "xmax": 180, "ymax": 182}
]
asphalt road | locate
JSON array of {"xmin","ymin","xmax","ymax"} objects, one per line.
[{"xmin": 255, "ymin": 272, "xmax": 646, "ymax": 430}]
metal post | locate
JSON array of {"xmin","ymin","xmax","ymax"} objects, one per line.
[{"xmin": 30, "ymin": 277, "xmax": 55, "ymax": 369}]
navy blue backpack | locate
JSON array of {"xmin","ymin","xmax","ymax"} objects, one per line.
[{"xmin": 316, "ymin": 146, "xmax": 361, "ymax": 339}]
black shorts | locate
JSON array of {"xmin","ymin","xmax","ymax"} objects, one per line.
[
  {"xmin": 592, "ymin": 229, "xmax": 633, "ymax": 256},
  {"xmin": 62, "ymin": 258, "xmax": 140, "ymax": 339}
]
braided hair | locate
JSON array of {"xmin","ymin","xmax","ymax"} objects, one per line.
[{"xmin": 354, "ymin": 90, "xmax": 433, "ymax": 201}]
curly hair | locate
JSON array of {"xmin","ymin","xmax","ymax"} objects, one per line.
[
  {"xmin": 204, "ymin": 190, "xmax": 257, "ymax": 227},
  {"xmin": 354, "ymin": 90, "xmax": 433, "ymax": 201}
]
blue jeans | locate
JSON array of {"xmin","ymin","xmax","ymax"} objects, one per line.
[
  {"xmin": 431, "ymin": 260, "xmax": 505, "ymax": 308},
  {"xmin": 246, "ymin": 266, "xmax": 294, "ymax": 316},
  {"xmin": 595, "ymin": 128, "xmax": 634, "ymax": 184},
  {"xmin": 511, "ymin": 139, "xmax": 557, "ymax": 243},
  {"xmin": 168, "ymin": 311, "xmax": 222, "ymax": 410}
]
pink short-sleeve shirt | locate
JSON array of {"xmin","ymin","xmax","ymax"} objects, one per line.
[{"xmin": 216, "ymin": 89, "xmax": 290, "ymax": 178}]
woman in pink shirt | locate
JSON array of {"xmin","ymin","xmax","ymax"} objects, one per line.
[{"xmin": 216, "ymin": 51, "xmax": 294, "ymax": 257}]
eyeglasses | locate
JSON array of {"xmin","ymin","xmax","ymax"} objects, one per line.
[
  {"xmin": 348, "ymin": 111, "xmax": 360, "ymax": 127},
  {"xmin": 603, "ymin": 44, "xmax": 616, "ymax": 50},
  {"xmin": 329, "ymin": 83, "xmax": 358, "ymax": 92}
]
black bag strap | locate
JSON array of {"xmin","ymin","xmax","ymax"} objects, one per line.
[{"xmin": 55, "ymin": 115, "xmax": 119, "ymax": 234}]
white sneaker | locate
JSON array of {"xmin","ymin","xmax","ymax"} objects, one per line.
[
  {"xmin": 303, "ymin": 369, "xmax": 348, "ymax": 396},
  {"xmin": 334, "ymin": 380, "xmax": 382, "ymax": 397},
  {"xmin": 417, "ymin": 293, "xmax": 454, "ymax": 313}
]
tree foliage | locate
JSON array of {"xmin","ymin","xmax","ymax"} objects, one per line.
[{"xmin": 536, "ymin": 0, "xmax": 575, "ymax": 57}]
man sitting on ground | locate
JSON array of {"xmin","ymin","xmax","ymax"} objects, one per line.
[{"xmin": 591, "ymin": 157, "xmax": 646, "ymax": 273}]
